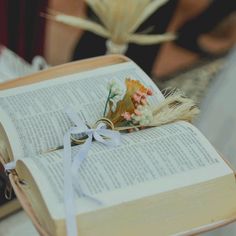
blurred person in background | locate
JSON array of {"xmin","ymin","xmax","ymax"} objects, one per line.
[
  {"xmin": 0, "ymin": 0, "xmax": 235, "ymax": 76},
  {"xmin": 155, "ymin": 0, "xmax": 236, "ymax": 77},
  {"xmin": 73, "ymin": 0, "xmax": 236, "ymax": 75}
]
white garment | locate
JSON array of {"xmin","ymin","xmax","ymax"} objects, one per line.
[
  {"xmin": 0, "ymin": 45, "xmax": 49, "ymax": 82},
  {"xmin": 196, "ymin": 47, "xmax": 236, "ymax": 236}
]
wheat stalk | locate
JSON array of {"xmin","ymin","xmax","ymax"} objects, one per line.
[
  {"xmin": 150, "ymin": 91, "xmax": 200, "ymax": 126},
  {"xmin": 46, "ymin": 0, "xmax": 175, "ymax": 53}
]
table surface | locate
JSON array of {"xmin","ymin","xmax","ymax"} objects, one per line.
[{"xmin": 0, "ymin": 211, "xmax": 38, "ymax": 236}]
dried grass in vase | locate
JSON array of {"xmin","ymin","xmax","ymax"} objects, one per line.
[{"xmin": 44, "ymin": 0, "xmax": 176, "ymax": 54}]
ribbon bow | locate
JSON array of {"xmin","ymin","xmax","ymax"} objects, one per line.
[{"xmin": 63, "ymin": 107, "xmax": 121, "ymax": 236}]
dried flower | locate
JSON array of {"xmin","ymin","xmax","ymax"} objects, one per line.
[
  {"xmin": 147, "ymin": 88, "xmax": 153, "ymax": 96},
  {"xmin": 107, "ymin": 80, "xmax": 123, "ymax": 97},
  {"xmin": 122, "ymin": 112, "xmax": 132, "ymax": 121},
  {"xmin": 132, "ymin": 93, "xmax": 140, "ymax": 103},
  {"xmin": 134, "ymin": 109, "xmax": 142, "ymax": 116},
  {"xmin": 103, "ymin": 80, "xmax": 123, "ymax": 116},
  {"xmin": 132, "ymin": 105, "xmax": 153, "ymax": 126},
  {"xmin": 102, "ymin": 79, "xmax": 199, "ymax": 133},
  {"xmin": 105, "ymin": 78, "xmax": 153, "ymax": 127},
  {"xmin": 141, "ymin": 98, "xmax": 147, "ymax": 105}
]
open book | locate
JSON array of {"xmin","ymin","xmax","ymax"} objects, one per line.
[{"xmin": 0, "ymin": 55, "xmax": 236, "ymax": 236}]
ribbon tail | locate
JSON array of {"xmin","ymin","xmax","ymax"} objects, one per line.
[
  {"xmin": 65, "ymin": 106, "xmax": 88, "ymax": 130},
  {"xmin": 71, "ymin": 134, "xmax": 93, "ymax": 175},
  {"xmin": 96, "ymin": 129, "xmax": 121, "ymax": 146},
  {"xmin": 63, "ymin": 131, "xmax": 78, "ymax": 236},
  {"xmin": 72, "ymin": 134, "xmax": 103, "ymax": 204}
]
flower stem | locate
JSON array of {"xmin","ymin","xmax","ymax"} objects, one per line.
[{"xmin": 103, "ymin": 89, "xmax": 111, "ymax": 117}]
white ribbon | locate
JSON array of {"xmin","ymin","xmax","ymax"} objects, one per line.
[{"xmin": 63, "ymin": 107, "xmax": 121, "ymax": 236}]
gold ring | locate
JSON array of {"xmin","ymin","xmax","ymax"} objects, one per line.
[{"xmin": 94, "ymin": 118, "xmax": 114, "ymax": 130}]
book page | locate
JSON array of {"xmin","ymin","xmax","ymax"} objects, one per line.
[
  {"xmin": 0, "ymin": 61, "xmax": 164, "ymax": 160},
  {"xmin": 19, "ymin": 121, "xmax": 233, "ymax": 219}
]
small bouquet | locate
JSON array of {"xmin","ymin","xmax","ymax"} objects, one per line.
[{"xmin": 102, "ymin": 78, "xmax": 199, "ymax": 132}]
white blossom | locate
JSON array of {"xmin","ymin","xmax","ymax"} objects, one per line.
[
  {"xmin": 131, "ymin": 105, "xmax": 153, "ymax": 125},
  {"xmin": 107, "ymin": 79, "xmax": 123, "ymax": 97}
]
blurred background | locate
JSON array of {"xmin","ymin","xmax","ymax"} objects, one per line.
[
  {"xmin": 0, "ymin": 0, "xmax": 236, "ymax": 235},
  {"xmin": 0, "ymin": 0, "xmax": 235, "ymax": 75}
]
